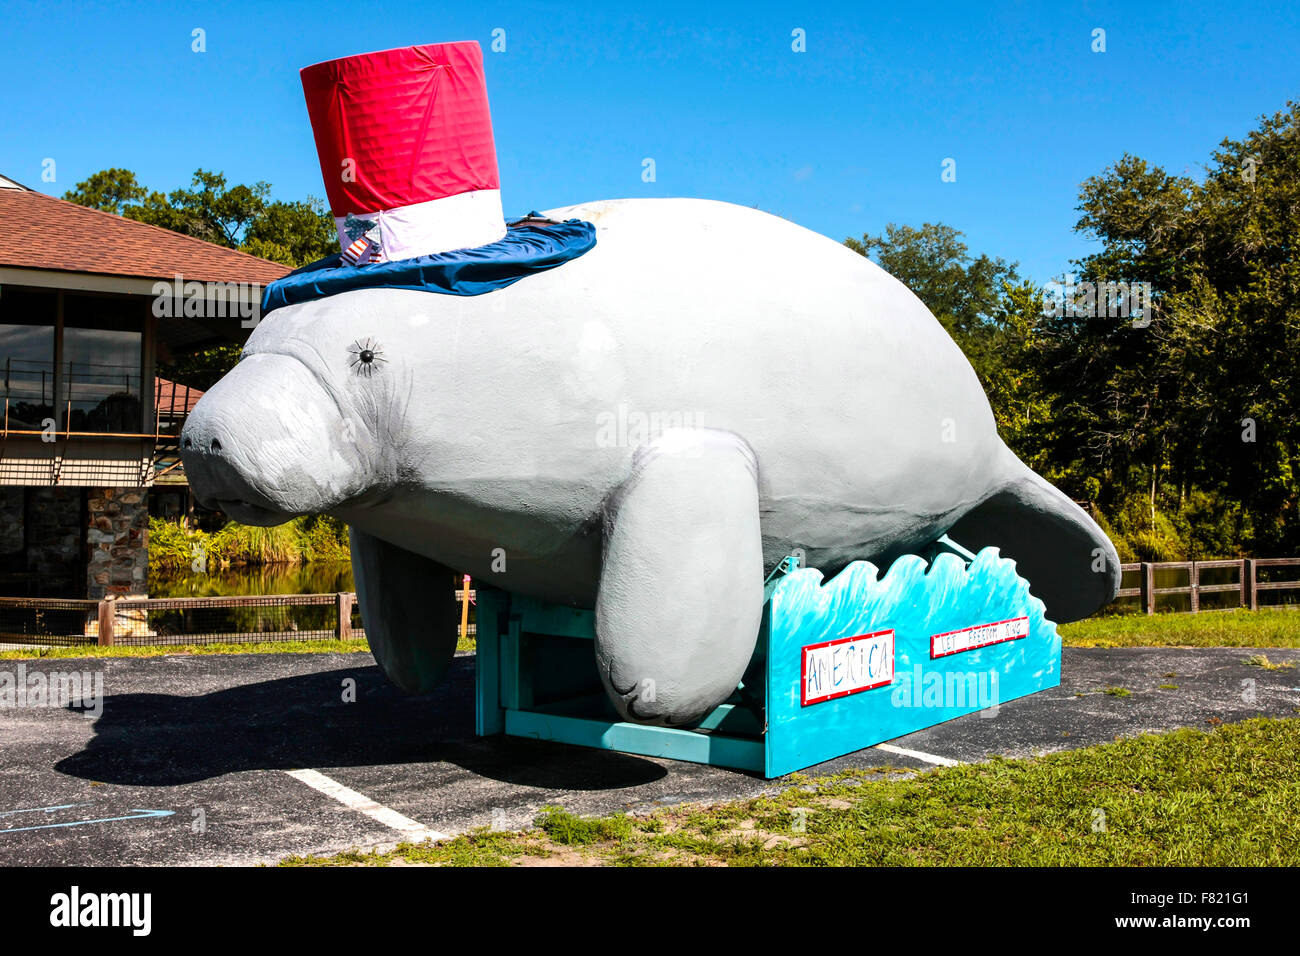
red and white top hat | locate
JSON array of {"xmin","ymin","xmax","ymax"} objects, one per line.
[{"xmin": 300, "ymin": 41, "xmax": 506, "ymax": 263}]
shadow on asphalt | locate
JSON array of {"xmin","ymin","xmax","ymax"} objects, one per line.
[{"xmin": 53, "ymin": 658, "xmax": 672, "ymax": 791}]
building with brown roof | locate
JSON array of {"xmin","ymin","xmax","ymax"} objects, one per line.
[{"xmin": 0, "ymin": 173, "xmax": 289, "ymax": 599}]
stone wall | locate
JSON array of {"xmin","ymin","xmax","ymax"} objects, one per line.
[
  {"xmin": 86, "ymin": 487, "xmax": 149, "ymax": 599},
  {"xmin": 0, "ymin": 486, "xmax": 150, "ymax": 599}
]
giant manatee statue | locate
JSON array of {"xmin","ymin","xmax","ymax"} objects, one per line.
[{"xmin": 180, "ymin": 198, "xmax": 1119, "ymax": 726}]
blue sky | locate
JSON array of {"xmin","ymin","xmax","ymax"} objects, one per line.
[{"xmin": 2, "ymin": 0, "xmax": 1296, "ymax": 283}]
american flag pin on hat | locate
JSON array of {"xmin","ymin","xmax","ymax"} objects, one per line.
[{"xmin": 300, "ymin": 41, "xmax": 506, "ymax": 264}]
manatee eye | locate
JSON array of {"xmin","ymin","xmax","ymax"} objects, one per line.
[{"xmin": 348, "ymin": 338, "xmax": 386, "ymax": 377}]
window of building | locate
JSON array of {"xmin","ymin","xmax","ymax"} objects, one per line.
[
  {"xmin": 63, "ymin": 295, "xmax": 144, "ymax": 434},
  {"xmin": 0, "ymin": 289, "xmax": 57, "ymax": 432}
]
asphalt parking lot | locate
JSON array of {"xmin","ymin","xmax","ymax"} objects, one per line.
[{"xmin": 1, "ymin": 646, "xmax": 1297, "ymax": 865}]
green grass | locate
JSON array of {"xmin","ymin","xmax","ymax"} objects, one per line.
[
  {"xmin": 1244, "ymin": 653, "xmax": 1296, "ymax": 670},
  {"xmin": 1060, "ymin": 606, "xmax": 1300, "ymax": 648},
  {"xmin": 279, "ymin": 717, "xmax": 1300, "ymax": 867},
  {"xmin": 0, "ymin": 638, "xmax": 374, "ymax": 660},
  {"xmin": 278, "ymin": 829, "xmax": 550, "ymax": 867},
  {"xmin": 536, "ymin": 805, "xmax": 635, "ymax": 845},
  {"xmin": 1, "ymin": 633, "xmax": 477, "ymax": 659}
]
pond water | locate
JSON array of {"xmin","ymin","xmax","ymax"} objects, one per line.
[
  {"xmin": 143, "ymin": 561, "xmax": 478, "ymax": 642},
  {"xmin": 149, "ymin": 562, "xmax": 355, "ymax": 598},
  {"xmin": 149, "ymin": 560, "xmax": 1293, "ymax": 615}
]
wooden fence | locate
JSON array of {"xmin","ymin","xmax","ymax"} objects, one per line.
[
  {"xmin": 1117, "ymin": 558, "xmax": 1300, "ymax": 614},
  {"xmin": 2, "ymin": 561, "xmax": 1297, "ymax": 647},
  {"xmin": 0, "ymin": 591, "xmax": 477, "ymax": 648}
]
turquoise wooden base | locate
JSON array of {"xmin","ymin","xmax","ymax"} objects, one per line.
[{"xmin": 475, "ymin": 537, "xmax": 1062, "ymax": 777}]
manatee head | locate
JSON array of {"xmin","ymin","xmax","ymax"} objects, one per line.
[{"xmin": 180, "ymin": 290, "xmax": 419, "ymax": 526}]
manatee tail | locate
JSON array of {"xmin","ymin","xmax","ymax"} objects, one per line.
[{"xmin": 946, "ymin": 444, "xmax": 1120, "ymax": 623}]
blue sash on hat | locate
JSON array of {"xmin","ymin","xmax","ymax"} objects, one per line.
[{"xmin": 260, "ymin": 215, "xmax": 595, "ymax": 317}]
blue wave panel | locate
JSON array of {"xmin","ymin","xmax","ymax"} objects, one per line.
[{"xmin": 764, "ymin": 549, "xmax": 1061, "ymax": 776}]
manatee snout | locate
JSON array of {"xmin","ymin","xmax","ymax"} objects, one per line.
[{"xmin": 181, "ymin": 353, "xmax": 370, "ymax": 525}]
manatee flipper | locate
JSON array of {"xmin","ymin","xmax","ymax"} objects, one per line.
[
  {"xmin": 948, "ymin": 445, "xmax": 1120, "ymax": 623},
  {"xmin": 595, "ymin": 429, "xmax": 764, "ymax": 727},
  {"xmin": 349, "ymin": 526, "xmax": 461, "ymax": 693}
]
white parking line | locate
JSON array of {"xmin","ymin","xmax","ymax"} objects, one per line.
[
  {"xmin": 874, "ymin": 743, "xmax": 963, "ymax": 767},
  {"xmin": 285, "ymin": 769, "xmax": 449, "ymax": 842}
]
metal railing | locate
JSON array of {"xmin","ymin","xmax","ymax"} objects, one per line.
[
  {"xmin": 0, "ymin": 597, "xmax": 101, "ymax": 647},
  {"xmin": 153, "ymin": 378, "xmax": 199, "ymax": 443},
  {"xmin": 1, "ymin": 379, "xmax": 183, "ymax": 441}
]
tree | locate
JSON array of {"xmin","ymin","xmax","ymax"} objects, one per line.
[
  {"xmin": 64, "ymin": 167, "xmax": 338, "ymax": 268},
  {"xmin": 841, "ymin": 99, "xmax": 1300, "ymax": 559},
  {"xmin": 62, "ymin": 168, "xmax": 147, "ymax": 215},
  {"xmin": 1055, "ymin": 102, "xmax": 1300, "ymax": 554},
  {"xmin": 156, "ymin": 344, "xmax": 242, "ymax": 394},
  {"xmin": 846, "ymin": 223, "xmax": 1020, "ymax": 341},
  {"xmin": 125, "ymin": 168, "xmax": 269, "ymax": 248},
  {"xmin": 240, "ymin": 197, "xmax": 337, "ymax": 268},
  {"xmin": 1036, "ymin": 100, "xmax": 1300, "ymax": 555}
]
